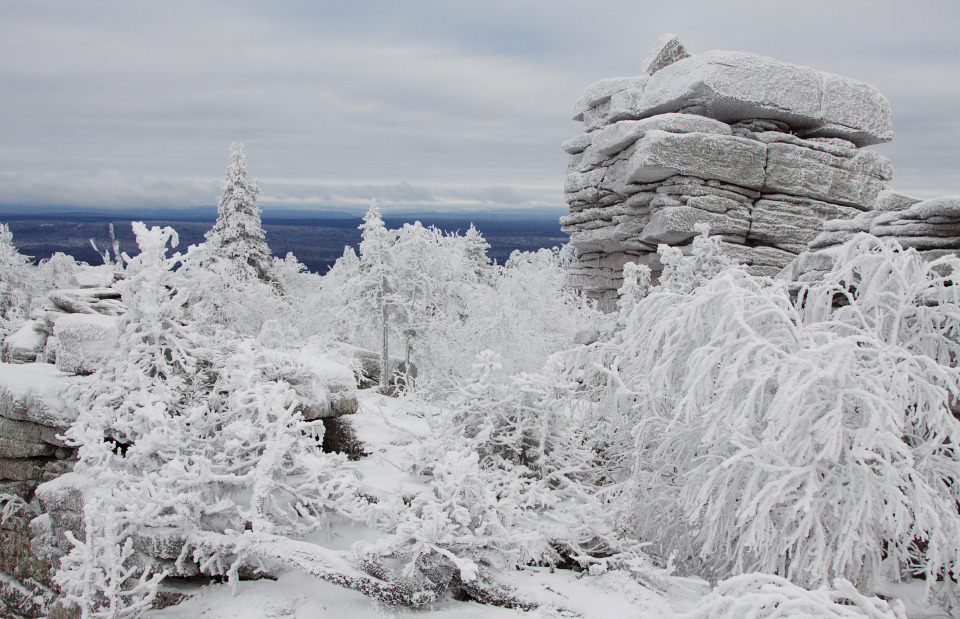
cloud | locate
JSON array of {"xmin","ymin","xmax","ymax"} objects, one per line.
[{"xmin": 0, "ymin": 0, "xmax": 958, "ymax": 212}]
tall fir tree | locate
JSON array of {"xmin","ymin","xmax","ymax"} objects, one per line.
[
  {"xmin": 206, "ymin": 142, "xmax": 274, "ymax": 281},
  {"xmin": 352, "ymin": 199, "xmax": 395, "ymax": 391}
]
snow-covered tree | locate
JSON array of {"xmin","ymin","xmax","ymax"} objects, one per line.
[
  {"xmin": 205, "ymin": 142, "xmax": 274, "ymax": 282},
  {"xmin": 60, "ymin": 223, "xmax": 370, "ymax": 615},
  {"xmin": 463, "ymin": 223, "xmax": 491, "ymax": 279},
  {"xmin": 570, "ymin": 232, "xmax": 960, "ymax": 593},
  {"xmin": 68, "ymin": 222, "xmax": 204, "ymax": 447},
  {"xmin": 54, "ymin": 498, "xmax": 166, "ymax": 619},
  {"xmin": 0, "ymin": 223, "xmax": 35, "ymax": 338},
  {"xmin": 348, "ymin": 200, "xmax": 397, "ymax": 391}
]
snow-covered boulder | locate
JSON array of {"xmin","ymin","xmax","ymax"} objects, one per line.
[
  {"xmin": 295, "ymin": 344, "xmax": 360, "ymax": 419},
  {"xmin": 0, "ymin": 362, "xmax": 79, "ymax": 428},
  {"xmin": 1, "ymin": 321, "xmax": 46, "ymax": 364},
  {"xmin": 53, "ymin": 313, "xmax": 120, "ymax": 375}
]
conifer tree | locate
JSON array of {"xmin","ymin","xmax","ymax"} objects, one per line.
[
  {"xmin": 464, "ymin": 224, "xmax": 491, "ymax": 278},
  {"xmin": 206, "ymin": 142, "xmax": 274, "ymax": 281},
  {"xmin": 352, "ymin": 200, "xmax": 395, "ymax": 391}
]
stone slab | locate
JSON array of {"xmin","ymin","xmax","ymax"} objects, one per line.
[
  {"xmin": 590, "ymin": 113, "xmax": 732, "ymax": 157},
  {"xmin": 627, "ymin": 130, "xmax": 767, "ymax": 189},
  {"xmin": 0, "ymin": 418, "xmax": 57, "ymax": 459},
  {"xmin": 636, "ymin": 50, "xmax": 892, "ymax": 147},
  {"xmin": 762, "ymin": 142, "xmax": 889, "ymax": 209},
  {"xmin": 640, "ymin": 205, "xmax": 749, "ymax": 245},
  {"xmin": 0, "ymin": 363, "xmax": 79, "ymax": 428},
  {"xmin": 749, "ymin": 197, "xmax": 862, "ymax": 246},
  {"xmin": 53, "ymin": 310, "xmax": 119, "ymax": 376}
]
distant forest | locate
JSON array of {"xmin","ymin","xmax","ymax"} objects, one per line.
[{"xmin": 0, "ymin": 212, "xmax": 567, "ymax": 274}]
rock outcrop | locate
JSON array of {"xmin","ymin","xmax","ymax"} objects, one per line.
[
  {"xmin": 1, "ymin": 264, "xmax": 122, "ymax": 368},
  {"xmin": 562, "ymin": 34, "xmax": 893, "ymax": 309},
  {"xmin": 783, "ymin": 192, "xmax": 960, "ymax": 283},
  {"xmin": 0, "ymin": 364, "xmax": 80, "ymax": 618}
]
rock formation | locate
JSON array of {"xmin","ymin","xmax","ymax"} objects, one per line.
[
  {"xmin": 0, "ymin": 364, "xmax": 79, "ymax": 618},
  {"xmin": 783, "ymin": 191, "xmax": 960, "ymax": 283},
  {"xmin": 562, "ymin": 34, "xmax": 894, "ymax": 309}
]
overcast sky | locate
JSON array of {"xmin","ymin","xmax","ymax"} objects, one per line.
[{"xmin": 1, "ymin": 0, "xmax": 958, "ymax": 214}]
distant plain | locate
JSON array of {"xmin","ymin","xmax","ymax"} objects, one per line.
[{"xmin": 0, "ymin": 209, "xmax": 567, "ymax": 274}]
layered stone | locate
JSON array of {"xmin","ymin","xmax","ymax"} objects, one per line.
[
  {"xmin": 784, "ymin": 194, "xmax": 960, "ymax": 283},
  {"xmin": 563, "ymin": 36, "xmax": 895, "ymax": 307},
  {"xmin": 633, "ymin": 50, "xmax": 893, "ymax": 147}
]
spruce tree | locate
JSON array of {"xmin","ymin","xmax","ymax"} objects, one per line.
[{"xmin": 206, "ymin": 142, "xmax": 274, "ymax": 281}]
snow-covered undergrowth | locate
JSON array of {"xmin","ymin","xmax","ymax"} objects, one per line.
[
  {"xmin": 568, "ymin": 232, "xmax": 960, "ymax": 608},
  {"xmin": 313, "ymin": 202, "xmax": 604, "ymax": 395},
  {"xmin": 4, "ymin": 148, "xmax": 960, "ymax": 616}
]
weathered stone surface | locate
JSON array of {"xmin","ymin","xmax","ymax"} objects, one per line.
[
  {"xmin": 35, "ymin": 473, "xmax": 90, "ymax": 515},
  {"xmin": 561, "ymin": 133, "xmax": 592, "ymax": 155},
  {"xmin": 903, "ymin": 195, "xmax": 960, "ymax": 220},
  {"xmin": 637, "ymin": 51, "xmax": 892, "ymax": 147},
  {"xmin": 0, "ymin": 458, "xmax": 58, "ymax": 481},
  {"xmin": 641, "ymin": 33, "xmax": 690, "ymax": 75},
  {"xmin": 874, "ymin": 189, "xmax": 921, "ymax": 212},
  {"xmin": 801, "ymin": 72, "xmax": 895, "ymax": 146},
  {"xmin": 720, "ymin": 243, "xmax": 797, "ymax": 271},
  {"xmin": 572, "ymin": 76, "xmax": 649, "ymax": 121},
  {"xmin": 53, "ymin": 313, "xmax": 119, "ymax": 376},
  {"xmin": 0, "ymin": 480, "xmax": 39, "ymax": 499},
  {"xmin": 590, "ymin": 113, "xmax": 731, "ymax": 157},
  {"xmin": 641, "ymin": 205, "xmax": 749, "ymax": 245},
  {"xmin": 628, "ymin": 130, "xmax": 767, "ymax": 189},
  {"xmin": 0, "ymin": 322, "xmax": 46, "ymax": 364},
  {"xmin": 132, "ymin": 526, "xmax": 188, "ymax": 560},
  {"xmin": 686, "ymin": 194, "xmax": 742, "ymax": 213},
  {"xmin": 749, "ymin": 197, "xmax": 862, "ymax": 248},
  {"xmin": 762, "ymin": 142, "xmax": 889, "ymax": 209},
  {"xmin": 0, "ymin": 418, "xmax": 57, "ymax": 459}
]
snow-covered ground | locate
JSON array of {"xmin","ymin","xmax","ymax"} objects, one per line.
[{"xmin": 143, "ymin": 391, "xmax": 948, "ymax": 619}]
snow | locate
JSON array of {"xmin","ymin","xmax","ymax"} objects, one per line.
[
  {"xmin": 0, "ymin": 360, "xmax": 81, "ymax": 427},
  {"xmin": 73, "ymin": 265, "xmax": 117, "ymax": 289},
  {"xmin": 5, "ymin": 212, "xmax": 958, "ymax": 617}
]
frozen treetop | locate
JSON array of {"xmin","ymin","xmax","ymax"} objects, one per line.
[{"xmin": 573, "ymin": 35, "xmax": 892, "ymax": 148}]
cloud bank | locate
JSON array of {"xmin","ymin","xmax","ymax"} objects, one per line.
[{"xmin": 1, "ymin": 0, "xmax": 958, "ymax": 211}]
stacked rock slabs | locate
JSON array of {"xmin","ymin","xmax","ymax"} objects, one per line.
[{"xmin": 562, "ymin": 36, "xmax": 893, "ymax": 309}]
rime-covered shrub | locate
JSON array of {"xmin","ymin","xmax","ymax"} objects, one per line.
[
  {"xmin": 60, "ymin": 223, "xmax": 367, "ymax": 615},
  {"xmin": 688, "ymin": 573, "xmax": 907, "ymax": 619},
  {"xmin": 316, "ymin": 211, "xmax": 604, "ymax": 396},
  {"xmin": 0, "ymin": 223, "xmax": 35, "ymax": 338},
  {"xmin": 364, "ymin": 351, "xmax": 663, "ymax": 599},
  {"xmin": 573, "ymin": 233, "xmax": 960, "ymax": 591}
]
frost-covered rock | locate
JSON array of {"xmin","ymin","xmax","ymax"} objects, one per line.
[
  {"xmin": 0, "ymin": 362, "xmax": 79, "ymax": 428},
  {"xmin": 562, "ymin": 35, "xmax": 894, "ymax": 307},
  {"xmin": 641, "ymin": 33, "xmax": 690, "ymax": 75},
  {"xmin": 762, "ymin": 141, "xmax": 890, "ymax": 209},
  {"xmin": 637, "ymin": 50, "xmax": 892, "ymax": 147},
  {"xmin": 294, "ymin": 345, "xmax": 360, "ymax": 419},
  {"xmin": 784, "ymin": 195, "xmax": 960, "ymax": 283},
  {"xmin": 1, "ymin": 320, "xmax": 46, "ymax": 364},
  {"xmin": 53, "ymin": 313, "xmax": 119, "ymax": 375},
  {"xmin": 627, "ymin": 130, "xmax": 767, "ymax": 188}
]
